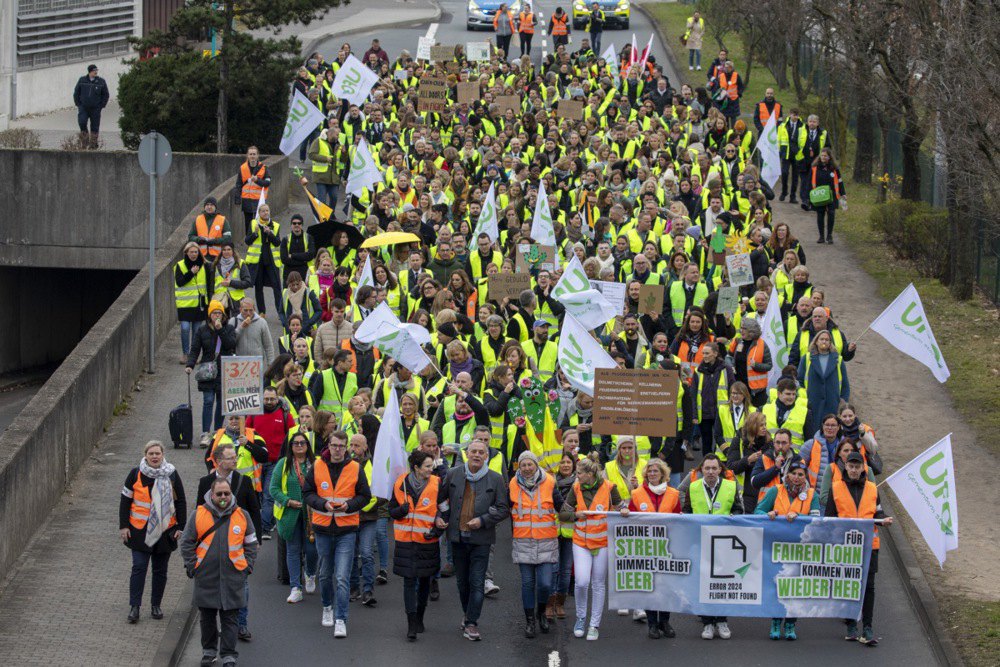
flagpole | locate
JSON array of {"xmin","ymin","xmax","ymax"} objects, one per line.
[{"xmin": 852, "ymin": 322, "xmax": 874, "ymax": 345}]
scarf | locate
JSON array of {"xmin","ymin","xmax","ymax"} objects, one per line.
[
  {"xmin": 139, "ymin": 457, "xmax": 177, "ymax": 547},
  {"xmin": 450, "ymin": 356, "xmax": 474, "ymax": 376},
  {"xmin": 517, "ymin": 468, "xmax": 543, "ymax": 492},
  {"xmin": 465, "ymin": 461, "xmax": 489, "ymax": 483},
  {"xmin": 647, "ymin": 481, "xmax": 668, "ymax": 495},
  {"xmin": 287, "ymin": 287, "xmax": 306, "ymax": 317},
  {"xmin": 407, "ymin": 472, "xmax": 428, "ymax": 495},
  {"xmin": 839, "ymin": 418, "xmax": 860, "ymax": 441},
  {"xmin": 218, "ymin": 256, "xmax": 235, "ymax": 277}
]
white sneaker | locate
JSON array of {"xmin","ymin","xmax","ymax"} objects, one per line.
[
  {"xmin": 586, "ymin": 627, "xmax": 599, "ymax": 641},
  {"xmin": 321, "ymin": 606, "xmax": 334, "ymax": 627},
  {"xmin": 304, "ymin": 575, "xmax": 317, "ymax": 594},
  {"xmin": 617, "ymin": 608, "xmax": 629, "ymax": 616},
  {"xmin": 716, "ymin": 622, "xmax": 732, "ymax": 639},
  {"xmin": 334, "ymin": 619, "xmax": 347, "ymax": 638},
  {"xmin": 701, "ymin": 623, "xmax": 715, "ymax": 640},
  {"xmin": 689, "ymin": 65, "xmax": 694, "ymax": 71},
  {"xmin": 632, "ymin": 609, "xmax": 646, "ymax": 622},
  {"xmin": 697, "ymin": 65, "xmax": 702, "ymax": 71},
  {"xmin": 286, "ymin": 587, "xmax": 303, "ymax": 603},
  {"xmin": 484, "ymin": 579, "xmax": 500, "ymax": 597}
]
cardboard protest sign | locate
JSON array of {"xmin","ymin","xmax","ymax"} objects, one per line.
[
  {"xmin": 221, "ymin": 356, "xmax": 264, "ymax": 416},
  {"xmin": 717, "ymin": 286, "xmax": 740, "ymax": 315},
  {"xmin": 593, "ymin": 368, "xmax": 678, "ymax": 437},
  {"xmin": 488, "ymin": 273, "xmax": 532, "ymax": 302},
  {"xmin": 726, "ymin": 253, "xmax": 754, "ymax": 287},
  {"xmin": 557, "ymin": 99, "xmax": 584, "ymax": 120},
  {"xmin": 457, "ymin": 82, "xmax": 480, "ymax": 105},
  {"xmin": 495, "ymin": 95, "xmax": 521, "ymax": 114},
  {"xmin": 516, "ymin": 244, "xmax": 555, "ymax": 273},
  {"xmin": 418, "ymin": 76, "xmax": 449, "ymax": 113},
  {"xmin": 467, "ymin": 42, "xmax": 491, "ymax": 62},
  {"xmin": 639, "ymin": 284, "xmax": 665, "ymax": 316},
  {"xmin": 430, "ymin": 45, "xmax": 454, "ymax": 63}
]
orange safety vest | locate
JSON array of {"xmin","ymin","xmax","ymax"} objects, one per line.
[
  {"xmin": 572, "ymin": 480, "xmax": 612, "ymax": 549},
  {"xmin": 210, "ymin": 428, "xmax": 262, "ymax": 492},
  {"xmin": 510, "ymin": 474, "xmax": 558, "ymax": 541},
  {"xmin": 728, "ymin": 337, "xmax": 768, "ymax": 391},
  {"xmin": 631, "ymin": 486, "xmax": 680, "ymax": 513},
  {"xmin": 493, "ymin": 10, "xmax": 515, "ymax": 33},
  {"xmin": 804, "ymin": 439, "xmax": 824, "ymax": 487},
  {"xmin": 550, "ymin": 14, "xmax": 568, "ymax": 36},
  {"xmin": 128, "ymin": 476, "xmax": 178, "ymax": 530},
  {"xmin": 240, "ymin": 162, "xmax": 267, "ymax": 201},
  {"xmin": 676, "ymin": 336, "xmax": 715, "ymax": 366},
  {"xmin": 773, "ymin": 484, "xmax": 814, "ymax": 515},
  {"xmin": 518, "ymin": 12, "xmax": 535, "ymax": 34},
  {"xmin": 718, "ymin": 71, "xmax": 739, "ymax": 100},
  {"xmin": 195, "ymin": 213, "xmax": 227, "ymax": 258},
  {"xmin": 193, "ymin": 505, "xmax": 249, "ymax": 570},
  {"xmin": 311, "ymin": 458, "xmax": 361, "ymax": 528},
  {"xmin": 758, "ymin": 101, "xmax": 781, "ymax": 124},
  {"xmin": 811, "ymin": 165, "xmax": 841, "ymax": 200},
  {"xmin": 756, "ymin": 454, "xmax": 784, "ymax": 500},
  {"xmin": 832, "ymin": 479, "xmax": 880, "ymax": 549},
  {"xmin": 393, "ymin": 473, "xmax": 440, "ymax": 544},
  {"xmin": 339, "ymin": 338, "xmax": 380, "ymax": 374}
]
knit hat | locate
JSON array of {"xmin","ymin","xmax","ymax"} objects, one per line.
[
  {"xmin": 208, "ymin": 300, "xmax": 226, "ymax": 317},
  {"xmin": 518, "ymin": 450, "xmax": 540, "ymax": 465},
  {"xmin": 437, "ymin": 322, "xmax": 459, "ymax": 338},
  {"xmin": 203, "ymin": 196, "xmax": 218, "ymax": 208}
]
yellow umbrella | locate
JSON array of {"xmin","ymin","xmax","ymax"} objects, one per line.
[{"xmin": 361, "ymin": 232, "xmax": 422, "ymax": 248}]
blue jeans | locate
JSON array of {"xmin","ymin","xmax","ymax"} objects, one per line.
[
  {"xmin": 248, "ymin": 262, "xmax": 283, "ymax": 321},
  {"xmin": 316, "ymin": 182, "xmax": 339, "ymax": 208},
  {"xmin": 376, "ymin": 518, "xmax": 389, "ymax": 570},
  {"xmin": 129, "ymin": 549, "xmax": 170, "ymax": 607},
  {"xmin": 201, "ymin": 389, "xmax": 222, "ymax": 433},
  {"xmin": 452, "ymin": 541, "xmax": 490, "ymax": 627},
  {"xmin": 689, "ymin": 49, "xmax": 702, "ymax": 68},
  {"xmin": 553, "ymin": 537, "xmax": 574, "ymax": 595},
  {"xmin": 590, "ymin": 31, "xmax": 602, "ymax": 55},
  {"xmin": 286, "ymin": 520, "xmax": 318, "ymax": 589},
  {"xmin": 350, "ymin": 520, "xmax": 377, "ymax": 593},
  {"xmin": 316, "ymin": 531, "xmax": 357, "ymax": 619},
  {"xmin": 238, "ymin": 579, "xmax": 250, "ymax": 629},
  {"xmin": 519, "ymin": 562, "xmax": 553, "ymax": 609},
  {"xmin": 180, "ymin": 321, "xmax": 192, "ymax": 356},
  {"xmin": 260, "ymin": 463, "xmax": 276, "ymax": 532}
]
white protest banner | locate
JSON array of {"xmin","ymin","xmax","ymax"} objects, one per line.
[
  {"xmin": 417, "ymin": 37, "xmax": 433, "ymax": 61},
  {"xmin": 552, "ymin": 256, "xmax": 618, "ymax": 329},
  {"xmin": 278, "ymin": 89, "xmax": 325, "ymax": 156},
  {"xmin": 370, "ymin": 387, "xmax": 408, "ymax": 498},
  {"xmin": 531, "ymin": 182, "xmax": 558, "ymax": 268},
  {"xmin": 469, "ymin": 182, "xmax": 499, "ymax": 248},
  {"xmin": 589, "ymin": 280, "xmax": 627, "ymax": 312},
  {"xmin": 331, "ymin": 54, "xmax": 380, "ymax": 106},
  {"xmin": 345, "ymin": 138, "xmax": 383, "ymax": 196},
  {"xmin": 602, "ymin": 44, "xmax": 620, "ymax": 85},
  {"xmin": 759, "ymin": 112, "xmax": 781, "ymax": 188},
  {"xmin": 558, "ymin": 314, "xmax": 617, "ymax": 396},
  {"xmin": 357, "ymin": 254, "xmax": 374, "ymax": 288},
  {"xmin": 355, "ymin": 302, "xmax": 432, "ymax": 373},
  {"xmin": 759, "ymin": 288, "xmax": 788, "ymax": 388},
  {"xmin": 221, "ymin": 356, "xmax": 264, "ymax": 415},
  {"xmin": 726, "ymin": 252, "xmax": 754, "ymax": 287},
  {"xmin": 869, "ymin": 283, "xmax": 950, "ymax": 382},
  {"xmin": 884, "ymin": 434, "xmax": 958, "ymax": 567},
  {"xmin": 467, "ymin": 41, "xmax": 491, "ymax": 62}
]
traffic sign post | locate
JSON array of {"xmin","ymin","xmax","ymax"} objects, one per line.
[{"xmin": 137, "ymin": 132, "xmax": 173, "ymax": 374}]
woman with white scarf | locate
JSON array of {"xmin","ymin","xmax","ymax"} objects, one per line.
[{"xmin": 119, "ymin": 441, "xmax": 187, "ymax": 624}]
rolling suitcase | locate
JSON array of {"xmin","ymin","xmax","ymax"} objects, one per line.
[{"xmin": 169, "ymin": 375, "xmax": 194, "ymax": 448}]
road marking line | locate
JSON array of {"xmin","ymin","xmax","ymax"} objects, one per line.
[
  {"xmin": 425, "ymin": 23, "xmax": 438, "ymax": 40},
  {"xmin": 542, "ymin": 39, "xmax": 547, "ymax": 47},
  {"xmin": 548, "ymin": 651, "xmax": 561, "ymax": 667}
]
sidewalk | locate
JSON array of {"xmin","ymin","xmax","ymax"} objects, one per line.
[{"xmin": 9, "ymin": 98, "xmax": 125, "ymax": 150}]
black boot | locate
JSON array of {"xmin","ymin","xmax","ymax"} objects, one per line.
[
  {"xmin": 430, "ymin": 578, "xmax": 440, "ymax": 601},
  {"xmin": 150, "ymin": 605, "xmax": 163, "ymax": 620},
  {"xmin": 524, "ymin": 609, "xmax": 536, "ymax": 638},
  {"xmin": 416, "ymin": 606, "xmax": 426, "ymax": 633},
  {"xmin": 127, "ymin": 606, "xmax": 140, "ymax": 624},
  {"xmin": 537, "ymin": 603, "xmax": 550, "ymax": 634},
  {"xmin": 406, "ymin": 613, "xmax": 418, "ymax": 641}
]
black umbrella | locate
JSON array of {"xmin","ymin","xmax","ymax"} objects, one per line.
[{"xmin": 307, "ymin": 220, "xmax": 365, "ymax": 249}]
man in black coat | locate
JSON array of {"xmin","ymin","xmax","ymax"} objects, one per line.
[
  {"xmin": 73, "ymin": 64, "xmax": 109, "ymax": 147},
  {"xmin": 197, "ymin": 442, "xmax": 262, "ymax": 538}
]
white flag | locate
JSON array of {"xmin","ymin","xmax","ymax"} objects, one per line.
[
  {"xmin": 355, "ymin": 302, "xmax": 432, "ymax": 373},
  {"xmin": 558, "ymin": 314, "xmax": 617, "ymax": 396},
  {"xmin": 637, "ymin": 34, "xmax": 654, "ymax": 71},
  {"xmin": 531, "ymin": 182, "xmax": 558, "ymax": 268},
  {"xmin": 870, "ymin": 283, "xmax": 950, "ymax": 382},
  {"xmin": 552, "ymin": 256, "xmax": 617, "ymax": 329},
  {"xmin": 759, "ymin": 287, "xmax": 788, "ymax": 388},
  {"xmin": 254, "ymin": 186, "xmax": 268, "ymax": 217},
  {"xmin": 470, "ymin": 182, "xmax": 499, "ymax": 248},
  {"xmin": 759, "ymin": 111, "xmax": 781, "ymax": 188},
  {"xmin": 357, "ymin": 254, "xmax": 374, "ymax": 288},
  {"xmin": 331, "ymin": 54, "xmax": 380, "ymax": 106},
  {"xmin": 601, "ymin": 44, "xmax": 619, "ymax": 85},
  {"xmin": 346, "ymin": 138, "xmax": 383, "ymax": 196},
  {"xmin": 884, "ymin": 434, "xmax": 958, "ymax": 567},
  {"xmin": 278, "ymin": 89, "xmax": 326, "ymax": 156},
  {"xmin": 370, "ymin": 387, "xmax": 408, "ymax": 498},
  {"xmin": 629, "ymin": 34, "xmax": 638, "ymax": 68}
]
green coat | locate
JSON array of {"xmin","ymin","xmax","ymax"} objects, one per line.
[{"xmin": 269, "ymin": 457, "xmax": 311, "ymax": 541}]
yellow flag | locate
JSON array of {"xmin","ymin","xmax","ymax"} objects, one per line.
[
  {"xmin": 303, "ymin": 185, "xmax": 333, "ymax": 222},
  {"xmin": 524, "ymin": 408, "xmax": 561, "ymax": 473}
]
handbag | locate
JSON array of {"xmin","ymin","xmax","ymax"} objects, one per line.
[
  {"xmin": 194, "ymin": 334, "xmax": 223, "ymax": 381},
  {"xmin": 809, "ymin": 185, "xmax": 834, "ymax": 207}
]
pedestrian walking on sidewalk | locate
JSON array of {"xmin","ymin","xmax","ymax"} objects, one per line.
[
  {"xmin": 186, "ymin": 300, "xmax": 238, "ymax": 444},
  {"xmin": 120, "ymin": 441, "xmax": 187, "ymax": 624},
  {"xmin": 72, "ymin": 64, "xmax": 109, "ymax": 148},
  {"xmin": 181, "ymin": 477, "xmax": 258, "ymax": 667}
]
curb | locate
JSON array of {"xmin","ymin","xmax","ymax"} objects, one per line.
[
  {"xmin": 153, "ymin": 579, "xmax": 198, "ymax": 667},
  {"xmin": 301, "ymin": 0, "xmax": 443, "ymax": 58},
  {"xmin": 879, "ymin": 494, "xmax": 965, "ymax": 666}
]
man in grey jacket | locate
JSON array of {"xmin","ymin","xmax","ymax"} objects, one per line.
[
  {"xmin": 230, "ymin": 298, "xmax": 275, "ymax": 366},
  {"xmin": 444, "ymin": 440, "xmax": 509, "ymax": 641},
  {"xmin": 181, "ymin": 477, "xmax": 258, "ymax": 667}
]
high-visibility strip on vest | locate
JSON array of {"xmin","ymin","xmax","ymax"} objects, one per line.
[
  {"xmin": 311, "ymin": 459, "xmax": 361, "ymax": 528},
  {"xmin": 756, "ymin": 454, "xmax": 785, "ymax": 500},
  {"xmin": 689, "ymin": 478, "xmax": 737, "ymax": 514},
  {"xmin": 194, "ymin": 505, "xmax": 249, "ymax": 571},
  {"xmin": 832, "ymin": 479, "xmax": 880, "ymax": 549},
  {"xmin": 510, "ymin": 474, "xmax": 557, "ymax": 540},
  {"xmin": 311, "ymin": 139, "xmax": 333, "ymax": 174},
  {"xmin": 631, "ymin": 486, "xmax": 679, "ymax": 513},
  {"xmin": 729, "ymin": 337, "xmax": 768, "ymax": 392},
  {"xmin": 550, "ymin": 14, "xmax": 568, "ymax": 35},
  {"xmin": 773, "ymin": 485, "xmax": 814, "ymax": 515},
  {"xmin": 762, "ymin": 398, "xmax": 808, "ymax": 450},
  {"xmin": 522, "ymin": 339, "xmax": 558, "ymax": 383},
  {"xmin": 362, "ymin": 460, "xmax": 378, "ymax": 512},
  {"xmin": 718, "ymin": 71, "xmax": 739, "ymax": 101},
  {"xmin": 240, "ymin": 162, "xmax": 267, "ymax": 200},
  {"xmin": 758, "ymin": 101, "xmax": 781, "ymax": 125},
  {"xmin": 572, "ymin": 480, "xmax": 613, "ymax": 549},
  {"xmin": 125, "ymin": 477, "xmax": 177, "ymax": 530},
  {"xmin": 798, "ymin": 327, "xmax": 845, "ymax": 360},
  {"xmin": 211, "ymin": 428, "xmax": 263, "ymax": 491},
  {"xmin": 812, "ymin": 165, "xmax": 841, "ymax": 200},
  {"xmin": 245, "ymin": 219, "xmax": 283, "ymax": 267},
  {"xmin": 318, "ymin": 369, "xmax": 359, "ymax": 416},
  {"xmin": 669, "ymin": 281, "xmax": 708, "ymax": 326},
  {"xmin": 392, "ymin": 473, "xmax": 442, "ymax": 544},
  {"xmin": 195, "ymin": 214, "xmax": 226, "ymax": 258},
  {"xmin": 518, "ymin": 12, "xmax": 535, "ymax": 33},
  {"xmin": 174, "ymin": 261, "xmax": 208, "ymax": 309}
]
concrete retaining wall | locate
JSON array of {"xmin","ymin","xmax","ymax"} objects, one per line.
[
  {"xmin": 0, "ymin": 149, "xmax": 248, "ymax": 270},
  {"xmin": 0, "ymin": 155, "xmax": 288, "ymax": 581}
]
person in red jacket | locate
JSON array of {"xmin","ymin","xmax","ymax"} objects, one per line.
[{"xmin": 247, "ymin": 386, "xmax": 295, "ymax": 537}]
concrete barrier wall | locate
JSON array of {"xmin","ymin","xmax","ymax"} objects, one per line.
[
  {"xmin": 0, "ymin": 155, "xmax": 288, "ymax": 581},
  {"xmin": 0, "ymin": 149, "xmax": 248, "ymax": 271}
]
